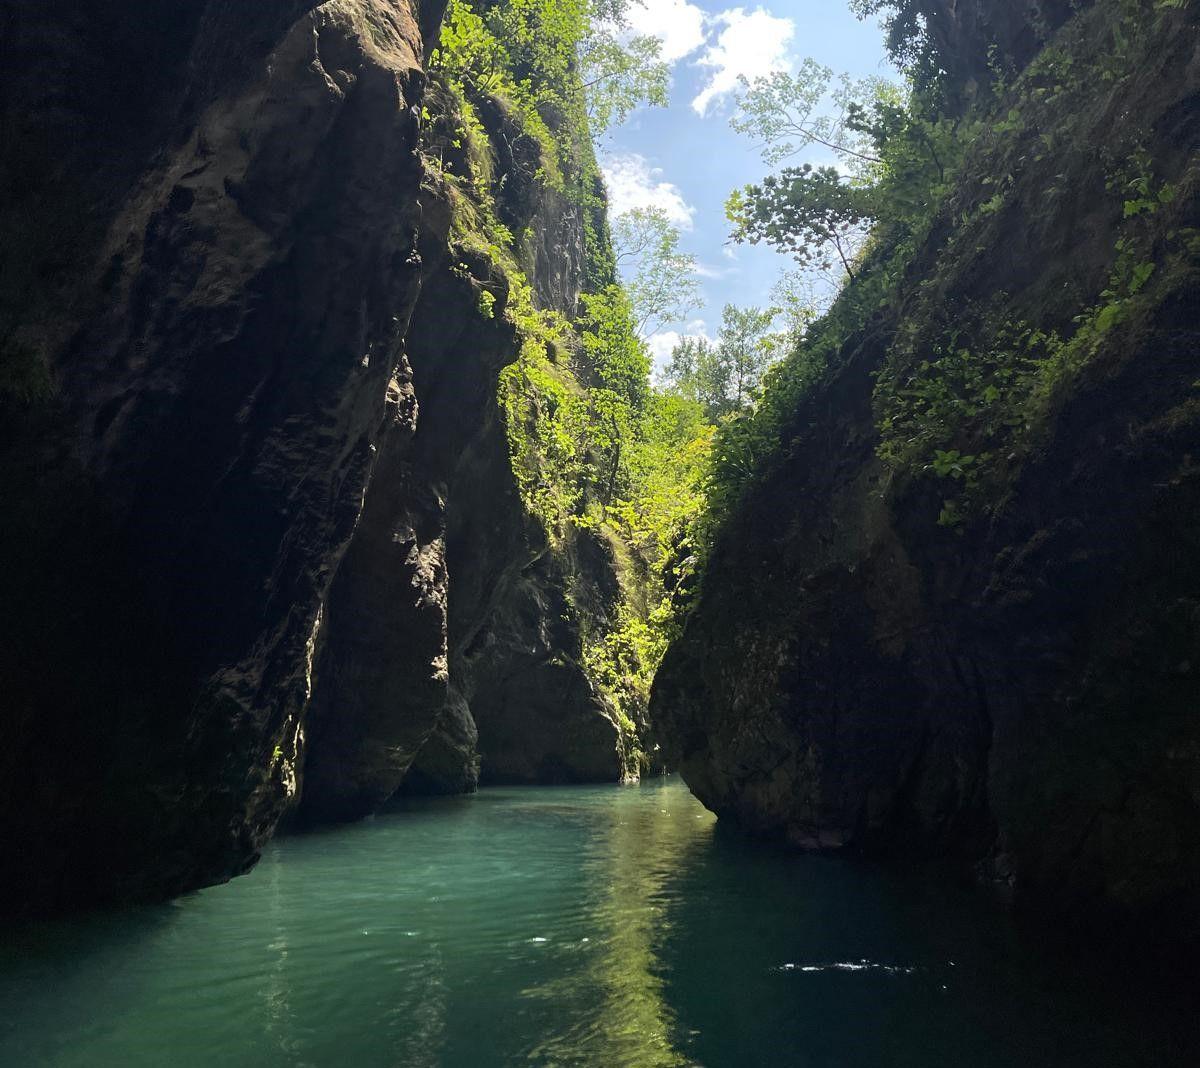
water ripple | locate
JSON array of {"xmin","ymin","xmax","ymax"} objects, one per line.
[{"xmin": 0, "ymin": 780, "xmax": 1194, "ymax": 1068}]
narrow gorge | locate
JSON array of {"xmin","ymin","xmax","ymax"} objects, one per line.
[{"xmin": 1, "ymin": 0, "xmax": 1198, "ymax": 1063}]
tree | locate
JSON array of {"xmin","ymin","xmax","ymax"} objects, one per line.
[
  {"xmin": 579, "ymin": 284, "xmax": 651, "ymax": 410},
  {"xmin": 577, "ymin": 284, "xmax": 651, "ymax": 506},
  {"xmin": 847, "ymin": 0, "xmax": 936, "ymax": 82},
  {"xmin": 723, "ymin": 61, "xmax": 896, "ymax": 285},
  {"xmin": 725, "ymin": 67, "xmax": 965, "ymax": 280},
  {"xmin": 730, "ymin": 62, "xmax": 885, "ymax": 173},
  {"xmin": 717, "ymin": 304, "xmax": 785, "ymax": 411},
  {"xmin": 611, "ymin": 207, "xmax": 703, "ymax": 336},
  {"xmin": 770, "ymin": 268, "xmax": 820, "ymax": 341},
  {"xmin": 580, "ymin": 25, "xmax": 670, "ymax": 134},
  {"xmin": 664, "ymin": 335, "xmax": 727, "ymax": 418},
  {"xmin": 725, "ymin": 51, "xmax": 957, "ymax": 286},
  {"xmin": 663, "ymin": 304, "xmax": 783, "ymax": 421},
  {"xmin": 726, "ymin": 165, "xmax": 874, "ymax": 282}
]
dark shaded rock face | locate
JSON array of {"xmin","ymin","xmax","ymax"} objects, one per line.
[
  {"xmin": 0, "ymin": 0, "xmax": 433, "ymax": 914},
  {"xmin": 441, "ymin": 434, "xmax": 623, "ymax": 787},
  {"xmin": 921, "ymin": 0, "xmax": 1081, "ymax": 90},
  {"xmin": 0, "ymin": 0, "xmax": 618, "ymax": 912},
  {"xmin": 396, "ymin": 689, "xmax": 480, "ymax": 796},
  {"xmin": 450, "ymin": 522, "xmax": 623, "ymax": 787},
  {"xmin": 652, "ymin": 1, "xmax": 1200, "ymax": 956}
]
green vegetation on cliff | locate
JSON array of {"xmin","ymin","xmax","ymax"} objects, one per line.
[
  {"xmin": 649, "ymin": 0, "xmax": 1200, "ymax": 952},
  {"xmin": 426, "ymin": 0, "xmax": 1197, "ymax": 768},
  {"xmin": 700, "ymin": 0, "xmax": 1198, "ymax": 537},
  {"xmin": 426, "ymin": 0, "xmax": 713, "ymax": 769}
]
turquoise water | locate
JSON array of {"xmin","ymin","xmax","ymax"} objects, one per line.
[{"xmin": 1, "ymin": 778, "xmax": 1195, "ymax": 1067}]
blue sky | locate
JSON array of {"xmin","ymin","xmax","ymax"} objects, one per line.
[{"xmin": 597, "ymin": 0, "xmax": 895, "ymax": 368}]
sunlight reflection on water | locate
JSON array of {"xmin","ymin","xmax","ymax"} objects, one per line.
[{"xmin": 0, "ymin": 779, "xmax": 1195, "ymax": 1068}]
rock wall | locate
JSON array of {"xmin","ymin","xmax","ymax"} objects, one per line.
[
  {"xmin": 652, "ymin": 0, "xmax": 1200, "ymax": 956},
  {"xmin": 0, "ymin": 0, "xmax": 619, "ymax": 912},
  {"xmin": 920, "ymin": 0, "xmax": 1081, "ymax": 90},
  {"xmin": 297, "ymin": 79, "xmax": 624, "ymax": 820}
]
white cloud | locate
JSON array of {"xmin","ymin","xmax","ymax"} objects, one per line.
[
  {"xmin": 646, "ymin": 331, "xmax": 683, "ymax": 369},
  {"xmin": 694, "ymin": 261, "xmax": 737, "ymax": 279},
  {"xmin": 601, "ymin": 153, "xmax": 695, "ymax": 227},
  {"xmin": 645, "ymin": 322, "xmax": 716, "ymax": 373},
  {"xmin": 692, "ymin": 7, "xmax": 795, "ymax": 116},
  {"xmin": 626, "ymin": 0, "xmax": 707, "ymax": 63}
]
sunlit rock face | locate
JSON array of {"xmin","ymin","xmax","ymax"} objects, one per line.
[
  {"xmin": 0, "ymin": 0, "xmax": 618, "ymax": 913},
  {"xmin": 652, "ymin": 0, "xmax": 1200, "ymax": 958}
]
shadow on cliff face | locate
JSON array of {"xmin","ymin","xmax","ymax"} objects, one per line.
[
  {"xmin": 0, "ymin": 0, "xmax": 433, "ymax": 912},
  {"xmin": 650, "ymin": 0, "xmax": 1200, "ymax": 961},
  {"xmin": 1, "ymin": 0, "xmax": 624, "ymax": 912}
]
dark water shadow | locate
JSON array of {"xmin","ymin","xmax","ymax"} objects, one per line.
[
  {"xmin": 0, "ymin": 900, "xmax": 185, "ymax": 1063},
  {"xmin": 651, "ymin": 826, "xmax": 1200, "ymax": 1068}
]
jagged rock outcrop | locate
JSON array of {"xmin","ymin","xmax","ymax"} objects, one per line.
[
  {"xmin": 0, "ymin": 0, "xmax": 619, "ymax": 912},
  {"xmin": 296, "ymin": 80, "xmax": 624, "ymax": 819},
  {"xmin": 653, "ymin": 0, "xmax": 1200, "ymax": 955}
]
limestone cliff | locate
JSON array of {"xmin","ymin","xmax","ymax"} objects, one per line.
[
  {"xmin": 0, "ymin": 0, "xmax": 620, "ymax": 912},
  {"xmin": 653, "ymin": 0, "xmax": 1200, "ymax": 955}
]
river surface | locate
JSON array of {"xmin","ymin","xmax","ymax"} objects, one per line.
[{"xmin": 1, "ymin": 778, "xmax": 1196, "ymax": 1067}]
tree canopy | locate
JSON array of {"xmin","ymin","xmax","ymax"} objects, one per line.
[
  {"xmin": 726, "ymin": 165, "xmax": 874, "ymax": 281},
  {"xmin": 612, "ymin": 207, "xmax": 703, "ymax": 336},
  {"xmin": 664, "ymin": 305, "xmax": 784, "ymax": 421}
]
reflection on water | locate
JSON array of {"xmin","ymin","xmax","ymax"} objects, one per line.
[
  {"xmin": 523, "ymin": 787, "xmax": 712, "ymax": 1066},
  {"xmin": 0, "ymin": 778, "xmax": 1195, "ymax": 1068}
]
